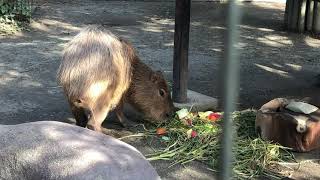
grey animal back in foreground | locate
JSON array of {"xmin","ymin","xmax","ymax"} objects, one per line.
[{"xmin": 0, "ymin": 121, "xmax": 160, "ymax": 180}]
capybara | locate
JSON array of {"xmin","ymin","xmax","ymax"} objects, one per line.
[
  {"xmin": 57, "ymin": 25, "xmax": 174, "ymax": 132},
  {"xmin": 0, "ymin": 121, "xmax": 160, "ymax": 180}
]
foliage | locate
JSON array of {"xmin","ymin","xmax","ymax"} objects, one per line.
[
  {"xmin": 140, "ymin": 110, "xmax": 295, "ymax": 179},
  {"xmin": 0, "ymin": 0, "xmax": 32, "ymax": 20},
  {"xmin": 0, "ymin": 0, "xmax": 32, "ymax": 35}
]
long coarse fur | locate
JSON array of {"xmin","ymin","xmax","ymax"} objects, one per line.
[{"xmin": 57, "ymin": 26, "xmax": 132, "ymax": 109}]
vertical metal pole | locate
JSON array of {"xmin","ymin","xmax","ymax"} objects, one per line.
[
  {"xmin": 219, "ymin": 0, "xmax": 241, "ymax": 179},
  {"xmin": 172, "ymin": 0, "xmax": 191, "ymax": 103}
]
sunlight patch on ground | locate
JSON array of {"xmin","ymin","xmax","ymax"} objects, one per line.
[
  {"xmin": 239, "ymin": 25, "xmax": 256, "ymax": 30},
  {"xmin": 209, "ymin": 26, "xmax": 226, "ymax": 30},
  {"xmin": 251, "ymin": 2, "xmax": 285, "ymax": 10},
  {"xmin": 255, "ymin": 63, "xmax": 291, "ymax": 78},
  {"xmin": 271, "ymin": 63, "xmax": 283, "ymax": 68},
  {"xmin": 140, "ymin": 23, "xmax": 163, "ymax": 33},
  {"xmin": 257, "ymin": 27, "xmax": 275, "ymax": 32},
  {"xmin": 286, "ymin": 63, "xmax": 302, "ymax": 71},
  {"xmin": 211, "ymin": 48, "xmax": 222, "ymax": 52},
  {"xmin": 139, "ymin": 18, "xmax": 173, "ymax": 33},
  {"xmin": 304, "ymin": 36, "xmax": 320, "ymax": 48},
  {"xmin": 30, "ymin": 19, "xmax": 81, "ymax": 33},
  {"xmin": 141, "ymin": 26, "xmax": 163, "ymax": 33},
  {"xmin": 257, "ymin": 35, "xmax": 293, "ymax": 47},
  {"xmin": 240, "ymin": 25, "xmax": 276, "ymax": 32},
  {"xmin": 163, "ymin": 42, "xmax": 174, "ymax": 47},
  {"xmin": 235, "ymin": 42, "xmax": 248, "ymax": 49},
  {"xmin": 150, "ymin": 18, "xmax": 174, "ymax": 25}
]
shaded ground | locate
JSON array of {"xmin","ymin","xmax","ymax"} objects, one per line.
[{"xmin": 0, "ymin": 0, "xmax": 320, "ymax": 179}]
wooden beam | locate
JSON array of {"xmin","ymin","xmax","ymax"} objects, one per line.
[
  {"xmin": 284, "ymin": 0, "xmax": 290, "ymax": 28},
  {"xmin": 298, "ymin": 0, "xmax": 307, "ymax": 32},
  {"xmin": 291, "ymin": 0, "xmax": 299, "ymax": 31},
  {"xmin": 306, "ymin": 0, "xmax": 314, "ymax": 31},
  {"xmin": 287, "ymin": 0, "xmax": 294, "ymax": 30},
  {"xmin": 172, "ymin": 0, "xmax": 191, "ymax": 103},
  {"xmin": 313, "ymin": 1, "xmax": 320, "ymax": 33}
]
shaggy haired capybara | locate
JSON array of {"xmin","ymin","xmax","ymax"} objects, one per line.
[{"xmin": 57, "ymin": 26, "xmax": 174, "ymax": 132}]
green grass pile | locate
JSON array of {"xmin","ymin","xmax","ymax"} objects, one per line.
[{"xmin": 142, "ymin": 110, "xmax": 295, "ymax": 179}]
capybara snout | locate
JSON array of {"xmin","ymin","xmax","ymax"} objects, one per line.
[
  {"xmin": 57, "ymin": 25, "xmax": 174, "ymax": 131},
  {"xmin": 136, "ymin": 71, "xmax": 175, "ymax": 122}
]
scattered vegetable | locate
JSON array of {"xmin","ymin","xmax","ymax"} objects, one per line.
[
  {"xmin": 186, "ymin": 129, "xmax": 197, "ymax": 138},
  {"xmin": 161, "ymin": 136, "xmax": 170, "ymax": 141},
  {"xmin": 176, "ymin": 108, "xmax": 189, "ymax": 119},
  {"xmin": 156, "ymin": 128, "xmax": 167, "ymax": 135},
  {"xmin": 141, "ymin": 110, "xmax": 295, "ymax": 179},
  {"xmin": 208, "ymin": 112, "xmax": 221, "ymax": 121}
]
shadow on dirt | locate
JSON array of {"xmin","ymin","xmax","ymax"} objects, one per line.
[{"xmin": 0, "ymin": 1, "xmax": 320, "ymax": 179}]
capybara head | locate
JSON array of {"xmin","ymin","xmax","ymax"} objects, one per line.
[{"xmin": 128, "ymin": 69, "xmax": 175, "ymax": 123}]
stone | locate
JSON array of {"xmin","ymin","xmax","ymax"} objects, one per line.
[{"xmin": 173, "ymin": 90, "xmax": 218, "ymax": 112}]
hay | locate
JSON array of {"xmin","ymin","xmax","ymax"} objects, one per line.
[{"xmin": 141, "ymin": 110, "xmax": 295, "ymax": 179}]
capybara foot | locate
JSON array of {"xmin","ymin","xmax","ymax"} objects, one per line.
[
  {"xmin": 87, "ymin": 123, "xmax": 102, "ymax": 132},
  {"xmin": 120, "ymin": 119, "xmax": 136, "ymax": 128}
]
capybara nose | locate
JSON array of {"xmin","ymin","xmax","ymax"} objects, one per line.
[{"xmin": 165, "ymin": 111, "xmax": 175, "ymax": 119}]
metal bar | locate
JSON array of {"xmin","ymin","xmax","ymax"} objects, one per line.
[
  {"xmin": 218, "ymin": 0, "xmax": 241, "ymax": 179},
  {"xmin": 172, "ymin": 0, "xmax": 191, "ymax": 103}
]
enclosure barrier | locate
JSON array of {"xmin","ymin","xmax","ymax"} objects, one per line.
[
  {"xmin": 285, "ymin": 0, "xmax": 320, "ymax": 33},
  {"xmin": 173, "ymin": 0, "xmax": 241, "ymax": 179},
  {"xmin": 218, "ymin": 1, "xmax": 241, "ymax": 179}
]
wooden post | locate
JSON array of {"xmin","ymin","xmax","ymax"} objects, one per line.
[
  {"xmin": 172, "ymin": 0, "xmax": 191, "ymax": 103},
  {"xmin": 313, "ymin": 1, "xmax": 320, "ymax": 33},
  {"xmin": 285, "ymin": 0, "xmax": 290, "ymax": 28},
  {"xmin": 287, "ymin": 0, "xmax": 294, "ymax": 30},
  {"xmin": 298, "ymin": 0, "xmax": 307, "ymax": 32},
  {"xmin": 306, "ymin": 0, "xmax": 314, "ymax": 31},
  {"xmin": 291, "ymin": 0, "xmax": 300, "ymax": 31}
]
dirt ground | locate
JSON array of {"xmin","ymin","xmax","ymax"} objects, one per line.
[{"xmin": 1, "ymin": 0, "xmax": 320, "ymax": 179}]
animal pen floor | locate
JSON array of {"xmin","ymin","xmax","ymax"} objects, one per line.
[{"xmin": 0, "ymin": 0, "xmax": 320, "ymax": 179}]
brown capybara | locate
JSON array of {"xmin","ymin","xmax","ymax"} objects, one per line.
[{"xmin": 57, "ymin": 26, "xmax": 174, "ymax": 132}]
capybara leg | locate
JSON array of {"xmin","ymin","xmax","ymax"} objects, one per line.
[
  {"xmin": 86, "ymin": 107, "xmax": 110, "ymax": 132},
  {"xmin": 71, "ymin": 105, "xmax": 88, "ymax": 127},
  {"xmin": 115, "ymin": 108, "xmax": 135, "ymax": 128}
]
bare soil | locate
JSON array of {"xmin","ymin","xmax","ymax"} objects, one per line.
[{"xmin": 0, "ymin": 0, "xmax": 320, "ymax": 179}]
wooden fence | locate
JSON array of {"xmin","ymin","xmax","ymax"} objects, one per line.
[{"xmin": 285, "ymin": 0, "xmax": 320, "ymax": 33}]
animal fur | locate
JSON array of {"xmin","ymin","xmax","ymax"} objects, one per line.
[{"xmin": 57, "ymin": 26, "xmax": 174, "ymax": 131}]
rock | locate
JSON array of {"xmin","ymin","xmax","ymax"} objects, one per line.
[{"xmin": 0, "ymin": 121, "xmax": 160, "ymax": 180}]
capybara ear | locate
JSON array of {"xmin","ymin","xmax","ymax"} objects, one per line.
[{"xmin": 149, "ymin": 71, "xmax": 161, "ymax": 83}]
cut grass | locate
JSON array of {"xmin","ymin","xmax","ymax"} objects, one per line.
[{"xmin": 139, "ymin": 110, "xmax": 295, "ymax": 179}]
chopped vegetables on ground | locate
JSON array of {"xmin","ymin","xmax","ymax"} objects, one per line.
[{"xmin": 141, "ymin": 109, "xmax": 295, "ymax": 179}]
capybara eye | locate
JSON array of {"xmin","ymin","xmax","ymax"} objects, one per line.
[{"xmin": 159, "ymin": 89, "xmax": 165, "ymax": 97}]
